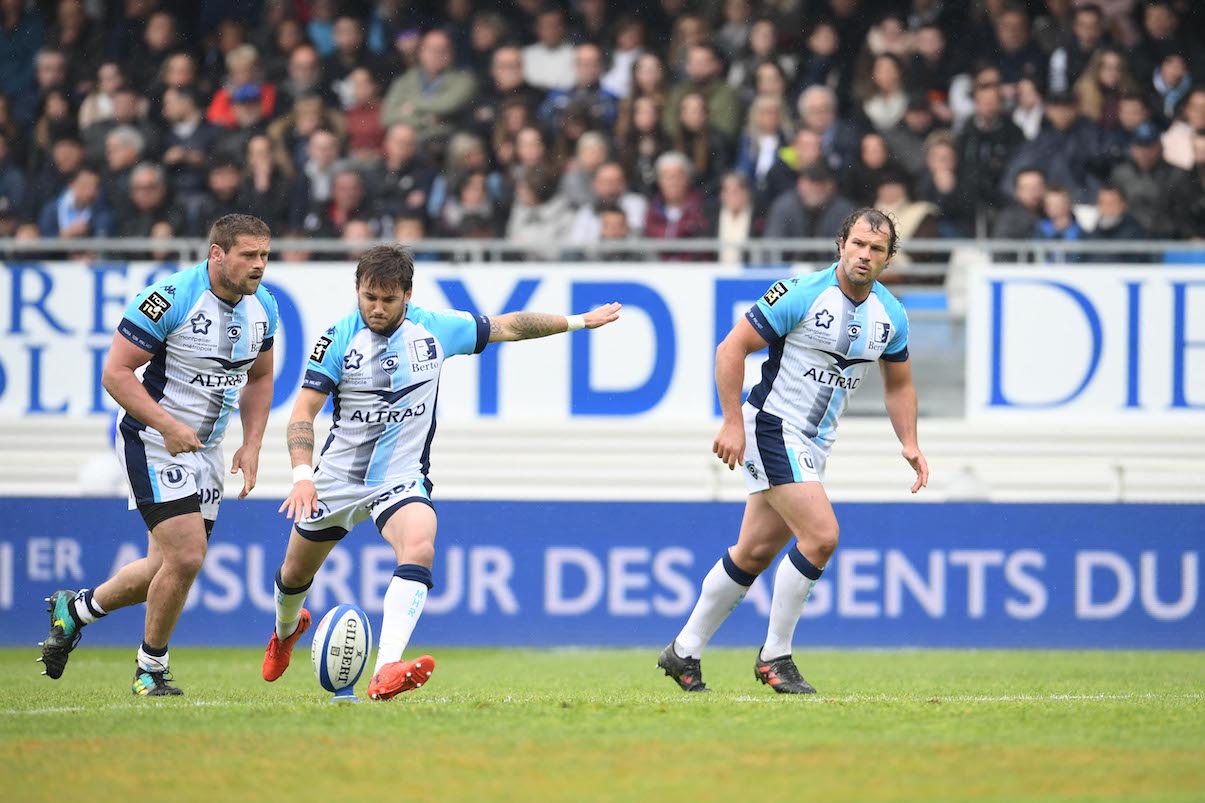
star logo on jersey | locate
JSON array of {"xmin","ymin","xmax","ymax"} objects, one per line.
[
  {"xmin": 814, "ymin": 309, "xmax": 834, "ymax": 329},
  {"xmin": 344, "ymin": 349, "xmax": 363, "ymax": 370},
  {"xmin": 190, "ymin": 312, "xmax": 212, "ymax": 334}
]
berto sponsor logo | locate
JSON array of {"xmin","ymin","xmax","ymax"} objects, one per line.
[
  {"xmin": 411, "ymin": 337, "xmax": 437, "ymax": 362},
  {"xmin": 410, "ymin": 337, "xmax": 438, "ymax": 371}
]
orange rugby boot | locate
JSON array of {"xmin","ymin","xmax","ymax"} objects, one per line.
[
  {"xmin": 262, "ymin": 609, "xmax": 312, "ymax": 682},
  {"xmin": 367, "ymin": 655, "xmax": 436, "ymax": 701}
]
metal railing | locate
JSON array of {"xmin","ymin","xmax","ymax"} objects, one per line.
[{"xmin": 1, "ymin": 237, "xmax": 1200, "ymax": 270}]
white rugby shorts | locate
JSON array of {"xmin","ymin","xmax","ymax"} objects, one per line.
[
  {"xmin": 740, "ymin": 402, "xmax": 828, "ymax": 493},
  {"xmin": 295, "ymin": 468, "xmax": 432, "ymax": 541},
  {"xmin": 115, "ymin": 425, "xmax": 225, "ymax": 520}
]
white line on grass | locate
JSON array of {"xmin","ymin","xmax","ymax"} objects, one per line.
[{"xmin": 2, "ymin": 691, "xmax": 1201, "ymax": 716}]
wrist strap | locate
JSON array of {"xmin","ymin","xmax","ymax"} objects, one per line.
[
  {"xmin": 292, "ymin": 464, "xmax": 313, "ymax": 484},
  {"xmin": 565, "ymin": 314, "xmax": 586, "ymax": 332}
]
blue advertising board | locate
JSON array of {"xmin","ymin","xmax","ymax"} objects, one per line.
[{"xmin": 0, "ymin": 500, "xmax": 1200, "ymax": 648}]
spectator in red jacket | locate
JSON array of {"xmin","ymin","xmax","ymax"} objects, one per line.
[
  {"xmin": 644, "ymin": 150, "xmax": 711, "ymax": 260},
  {"xmin": 207, "ymin": 45, "xmax": 277, "ymax": 128}
]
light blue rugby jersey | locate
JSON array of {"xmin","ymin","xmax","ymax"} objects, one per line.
[
  {"xmin": 745, "ymin": 264, "xmax": 909, "ymax": 450},
  {"xmin": 117, "ymin": 262, "xmax": 278, "ymax": 448},
  {"xmin": 303, "ymin": 303, "xmax": 490, "ymax": 486}
]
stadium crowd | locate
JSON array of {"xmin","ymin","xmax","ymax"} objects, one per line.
[{"xmin": 0, "ymin": 0, "xmax": 1202, "ymax": 261}]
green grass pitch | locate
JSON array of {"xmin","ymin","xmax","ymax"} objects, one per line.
[{"xmin": 1, "ymin": 647, "xmax": 1202, "ymax": 802}]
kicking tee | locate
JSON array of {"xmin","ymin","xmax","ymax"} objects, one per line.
[
  {"xmin": 117, "ymin": 262, "xmax": 279, "ymax": 448},
  {"xmin": 303, "ymin": 304, "xmax": 490, "ymax": 486},
  {"xmin": 744, "ymin": 264, "xmax": 909, "ymax": 452}
]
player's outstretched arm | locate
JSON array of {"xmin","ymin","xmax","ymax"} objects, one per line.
[
  {"xmin": 278, "ymin": 388, "xmax": 328, "ymax": 522},
  {"xmin": 713, "ymin": 317, "xmax": 769, "ymax": 470},
  {"xmin": 102, "ymin": 332, "xmax": 202, "ymax": 456},
  {"xmin": 880, "ymin": 358, "xmax": 929, "ymax": 494},
  {"xmin": 487, "ymin": 302, "xmax": 622, "ymax": 343},
  {"xmin": 231, "ymin": 347, "xmax": 274, "ymax": 499}
]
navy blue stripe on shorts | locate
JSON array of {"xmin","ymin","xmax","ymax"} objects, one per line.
[{"xmin": 753, "ymin": 411, "xmax": 797, "ymax": 486}]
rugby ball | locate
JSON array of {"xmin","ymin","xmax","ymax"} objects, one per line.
[{"xmin": 311, "ymin": 604, "xmax": 373, "ymax": 693}]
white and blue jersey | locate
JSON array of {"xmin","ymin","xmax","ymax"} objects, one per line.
[
  {"xmin": 115, "ymin": 261, "xmax": 278, "ymax": 514},
  {"xmin": 303, "ymin": 303, "xmax": 490, "ymax": 489},
  {"xmin": 745, "ymin": 264, "xmax": 909, "ymax": 452}
]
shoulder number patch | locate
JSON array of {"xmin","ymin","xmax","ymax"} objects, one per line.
[
  {"xmin": 762, "ymin": 281, "xmax": 789, "ymax": 306},
  {"xmin": 138, "ymin": 291, "xmax": 171, "ymax": 322},
  {"xmin": 310, "ymin": 335, "xmax": 333, "ymax": 362}
]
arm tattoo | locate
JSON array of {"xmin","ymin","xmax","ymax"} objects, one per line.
[
  {"xmin": 286, "ymin": 421, "xmax": 314, "ymax": 453},
  {"xmin": 490, "ymin": 318, "xmax": 503, "ymax": 338},
  {"xmin": 508, "ymin": 312, "xmax": 564, "ymax": 340}
]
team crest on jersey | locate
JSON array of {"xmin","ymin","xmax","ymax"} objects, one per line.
[
  {"xmin": 876, "ymin": 322, "xmax": 892, "ymax": 343},
  {"xmin": 410, "ymin": 337, "xmax": 437, "ymax": 363},
  {"xmin": 762, "ymin": 281, "xmax": 789, "ymax": 306},
  {"xmin": 226, "ymin": 322, "xmax": 242, "ymax": 343},
  {"xmin": 310, "ymin": 335, "xmax": 332, "ymax": 362},
  {"xmin": 846, "ymin": 311, "xmax": 862, "ymax": 340},
  {"xmin": 139, "ymin": 291, "xmax": 172, "ymax": 322},
  {"xmin": 380, "ymin": 351, "xmax": 400, "ymax": 374}
]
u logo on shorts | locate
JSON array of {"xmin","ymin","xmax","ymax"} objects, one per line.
[{"xmin": 161, "ymin": 464, "xmax": 188, "ymax": 489}]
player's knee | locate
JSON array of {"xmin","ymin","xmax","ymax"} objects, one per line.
[
  {"xmin": 737, "ymin": 542, "xmax": 780, "ymax": 574},
  {"xmin": 401, "ymin": 539, "xmax": 435, "ymax": 567},
  {"xmin": 279, "ymin": 561, "xmax": 315, "ymax": 590},
  {"xmin": 168, "ymin": 546, "xmax": 207, "ymax": 578},
  {"xmin": 809, "ymin": 522, "xmax": 840, "ymax": 561}
]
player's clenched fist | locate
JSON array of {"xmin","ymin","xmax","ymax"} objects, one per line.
[{"xmin": 162, "ymin": 420, "xmax": 202, "ymax": 455}]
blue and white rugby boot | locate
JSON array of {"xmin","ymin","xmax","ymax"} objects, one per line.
[
  {"xmin": 39, "ymin": 590, "xmax": 84, "ymax": 679},
  {"xmin": 132, "ymin": 664, "xmax": 184, "ymax": 697}
]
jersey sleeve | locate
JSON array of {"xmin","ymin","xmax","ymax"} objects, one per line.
[
  {"xmin": 257, "ymin": 288, "xmax": 280, "ymax": 352},
  {"xmin": 745, "ymin": 279, "xmax": 810, "ymax": 342},
  {"xmin": 302, "ymin": 323, "xmax": 348, "ymax": 395},
  {"xmin": 117, "ymin": 281, "xmax": 189, "ymax": 353},
  {"xmin": 881, "ymin": 302, "xmax": 910, "ymax": 362},
  {"xmin": 425, "ymin": 309, "xmax": 491, "ymax": 356}
]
